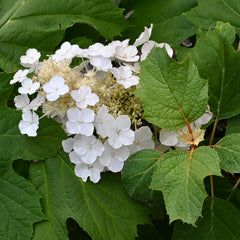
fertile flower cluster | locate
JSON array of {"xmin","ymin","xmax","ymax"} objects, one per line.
[{"xmin": 11, "ymin": 24, "xmax": 174, "ymax": 182}]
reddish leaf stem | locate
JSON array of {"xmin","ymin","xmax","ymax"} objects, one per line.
[{"xmin": 209, "ymin": 117, "xmax": 218, "ymax": 198}]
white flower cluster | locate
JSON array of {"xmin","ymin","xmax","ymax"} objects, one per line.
[{"xmin": 11, "ymin": 24, "xmax": 173, "ymax": 182}]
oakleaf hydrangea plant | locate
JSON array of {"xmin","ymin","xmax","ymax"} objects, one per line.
[{"xmin": 5, "ymin": 0, "xmax": 240, "ymax": 238}]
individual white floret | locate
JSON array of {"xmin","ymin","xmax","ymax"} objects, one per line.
[
  {"xmin": 103, "ymin": 115, "xmax": 134, "ymax": 149},
  {"xmin": 28, "ymin": 93, "xmax": 45, "ymax": 111},
  {"xmin": 159, "ymin": 128, "xmax": 188, "ymax": 148},
  {"xmin": 71, "ymin": 85, "xmax": 99, "ymax": 109},
  {"xmin": 87, "ymin": 43, "xmax": 114, "ymax": 58},
  {"xmin": 141, "ymin": 40, "xmax": 173, "ymax": 61},
  {"xmin": 89, "ymin": 56, "xmax": 112, "ymax": 72},
  {"xmin": 43, "ymin": 75, "xmax": 69, "ymax": 101},
  {"xmin": 66, "ymin": 108, "xmax": 94, "ymax": 135},
  {"xmin": 99, "ymin": 141, "xmax": 130, "ymax": 173},
  {"xmin": 194, "ymin": 106, "xmax": 213, "ymax": 128},
  {"xmin": 128, "ymin": 126, "xmax": 155, "ymax": 154},
  {"xmin": 134, "ymin": 23, "xmax": 153, "ymax": 47},
  {"xmin": 74, "ymin": 160, "xmax": 104, "ymax": 183},
  {"xmin": 52, "ymin": 41, "xmax": 81, "ymax": 62},
  {"xmin": 107, "ymin": 40, "xmax": 122, "ymax": 55},
  {"xmin": 115, "ymin": 40, "xmax": 139, "ymax": 62},
  {"xmin": 18, "ymin": 78, "xmax": 40, "ymax": 95},
  {"xmin": 14, "ymin": 94, "xmax": 30, "ymax": 110},
  {"xmin": 73, "ymin": 135, "xmax": 104, "ymax": 164},
  {"xmin": 111, "ymin": 66, "xmax": 139, "ymax": 89},
  {"xmin": 20, "ymin": 48, "xmax": 41, "ymax": 68},
  {"xmin": 10, "ymin": 69, "xmax": 29, "ymax": 85},
  {"xmin": 62, "ymin": 137, "xmax": 74, "ymax": 153},
  {"xmin": 18, "ymin": 109, "xmax": 39, "ymax": 137},
  {"xmin": 94, "ymin": 105, "xmax": 112, "ymax": 138}
]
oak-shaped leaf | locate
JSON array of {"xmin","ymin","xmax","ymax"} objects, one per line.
[
  {"xmin": 0, "ymin": 73, "xmax": 66, "ymax": 239},
  {"xmin": 150, "ymin": 147, "xmax": 221, "ymax": 225},
  {"xmin": 29, "ymin": 150, "xmax": 150, "ymax": 240},
  {"xmin": 136, "ymin": 47, "xmax": 208, "ymax": 130},
  {"xmin": 172, "ymin": 197, "xmax": 240, "ymax": 240},
  {"xmin": 182, "ymin": 22, "xmax": 240, "ymax": 119}
]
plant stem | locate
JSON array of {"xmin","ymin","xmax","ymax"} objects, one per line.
[
  {"xmin": 209, "ymin": 117, "xmax": 218, "ymax": 146},
  {"xmin": 210, "ymin": 175, "xmax": 214, "ymax": 198},
  {"xmin": 209, "ymin": 117, "xmax": 218, "ymax": 198},
  {"xmin": 227, "ymin": 177, "xmax": 240, "ymax": 201}
]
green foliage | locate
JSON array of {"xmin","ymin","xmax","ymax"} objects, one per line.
[
  {"xmin": 122, "ymin": 149, "xmax": 163, "ymax": 204},
  {"xmin": 1, "ymin": 1, "xmax": 240, "ymax": 239},
  {"xmin": 226, "ymin": 115, "xmax": 240, "ymax": 135},
  {"xmin": 215, "ymin": 134, "xmax": 240, "ymax": 174},
  {"xmin": 29, "ymin": 151, "xmax": 150, "ymax": 240},
  {"xmin": 0, "ymin": 74, "xmax": 65, "ymax": 239},
  {"xmin": 172, "ymin": 198, "xmax": 240, "ymax": 240},
  {"xmin": 185, "ymin": 0, "xmax": 240, "ymax": 33},
  {"xmin": 136, "ymin": 47, "xmax": 208, "ymax": 130},
  {"xmin": 121, "ymin": 0, "xmax": 198, "ymax": 45},
  {"xmin": 151, "ymin": 147, "xmax": 221, "ymax": 224},
  {"xmin": 180, "ymin": 22, "xmax": 240, "ymax": 119},
  {"xmin": 0, "ymin": 0, "xmax": 128, "ymax": 72}
]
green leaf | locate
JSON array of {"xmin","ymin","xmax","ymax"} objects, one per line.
[
  {"xmin": 172, "ymin": 198, "xmax": 240, "ymax": 240},
  {"xmin": 0, "ymin": 74, "xmax": 66, "ymax": 238},
  {"xmin": 122, "ymin": 0, "xmax": 198, "ymax": 45},
  {"xmin": 0, "ymin": 0, "xmax": 128, "ymax": 72},
  {"xmin": 185, "ymin": 23, "xmax": 240, "ymax": 119},
  {"xmin": 0, "ymin": 165, "xmax": 44, "ymax": 240},
  {"xmin": 215, "ymin": 133, "xmax": 240, "ymax": 174},
  {"xmin": 150, "ymin": 147, "xmax": 221, "ymax": 224},
  {"xmin": 185, "ymin": 0, "xmax": 240, "ymax": 34},
  {"xmin": 226, "ymin": 115, "xmax": 240, "ymax": 135},
  {"xmin": 136, "ymin": 47, "xmax": 208, "ymax": 130},
  {"xmin": 204, "ymin": 176, "xmax": 240, "ymax": 210},
  {"xmin": 122, "ymin": 149, "xmax": 163, "ymax": 204},
  {"xmin": 30, "ymin": 151, "xmax": 150, "ymax": 240}
]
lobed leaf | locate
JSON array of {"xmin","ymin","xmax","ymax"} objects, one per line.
[
  {"xmin": 136, "ymin": 47, "xmax": 208, "ymax": 130},
  {"xmin": 151, "ymin": 147, "xmax": 221, "ymax": 224},
  {"xmin": 30, "ymin": 150, "xmax": 150, "ymax": 240},
  {"xmin": 172, "ymin": 198, "xmax": 240, "ymax": 240},
  {"xmin": 0, "ymin": 73, "xmax": 66, "ymax": 238},
  {"xmin": 184, "ymin": 23, "xmax": 240, "ymax": 119},
  {"xmin": 215, "ymin": 133, "xmax": 240, "ymax": 174},
  {"xmin": 122, "ymin": 149, "xmax": 163, "ymax": 204}
]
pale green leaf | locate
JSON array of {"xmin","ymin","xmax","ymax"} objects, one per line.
[
  {"xmin": 30, "ymin": 151, "xmax": 150, "ymax": 240},
  {"xmin": 172, "ymin": 198, "xmax": 240, "ymax": 240},
  {"xmin": 215, "ymin": 133, "xmax": 240, "ymax": 174},
  {"xmin": 122, "ymin": 149, "xmax": 163, "ymax": 204},
  {"xmin": 136, "ymin": 47, "xmax": 208, "ymax": 130},
  {"xmin": 0, "ymin": 0, "xmax": 128, "ymax": 72},
  {"xmin": 151, "ymin": 147, "xmax": 221, "ymax": 224},
  {"xmin": 122, "ymin": 0, "xmax": 198, "ymax": 45},
  {"xmin": 184, "ymin": 23, "xmax": 240, "ymax": 119},
  {"xmin": 185, "ymin": 0, "xmax": 240, "ymax": 34}
]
